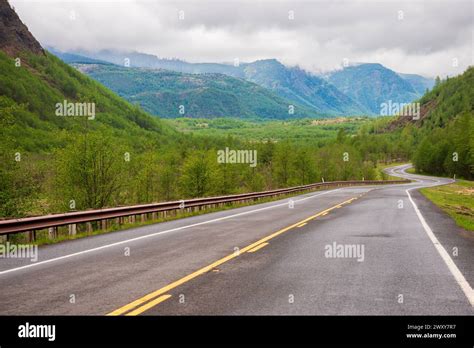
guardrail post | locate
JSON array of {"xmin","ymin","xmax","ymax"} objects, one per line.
[
  {"xmin": 101, "ymin": 220, "xmax": 107, "ymax": 230},
  {"xmin": 86, "ymin": 222, "xmax": 93, "ymax": 234},
  {"xmin": 141, "ymin": 214, "xmax": 146, "ymax": 222},
  {"xmin": 48, "ymin": 227, "xmax": 57, "ymax": 239},
  {"xmin": 27, "ymin": 230, "xmax": 36, "ymax": 242},
  {"xmin": 68, "ymin": 224, "xmax": 77, "ymax": 236}
]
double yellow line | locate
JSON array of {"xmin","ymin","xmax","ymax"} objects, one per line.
[{"xmin": 107, "ymin": 195, "xmax": 360, "ymax": 316}]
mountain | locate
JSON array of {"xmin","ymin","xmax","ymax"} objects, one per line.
[
  {"xmin": 61, "ymin": 49, "xmax": 368, "ymax": 116},
  {"xmin": 326, "ymin": 63, "xmax": 427, "ymax": 114},
  {"xmin": 240, "ymin": 59, "xmax": 368, "ymax": 115},
  {"xmin": 0, "ymin": 0, "xmax": 43, "ymax": 55},
  {"xmin": 73, "ymin": 63, "xmax": 324, "ymax": 119},
  {"xmin": 75, "ymin": 49, "xmax": 243, "ymax": 76},
  {"xmin": 398, "ymin": 73, "xmax": 435, "ymax": 95},
  {"xmin": 46, "ymin": 47, "xmax": 113, "ymax": 66}
]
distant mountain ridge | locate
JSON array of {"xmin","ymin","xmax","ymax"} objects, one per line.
[
  {"xmin": 46, "ymin": 47, "xmax": 113, "ymax": 66},
  {"xmin": 53, "ymin": 48, "xmax": 434, "ymax": 117},
  {"xmin": 397, "ymin": 72, "xmax": 435, "ymax": 95},
  {"xmin": 59, "ymin": 49, "xmax": 369, "ymax": 116}
]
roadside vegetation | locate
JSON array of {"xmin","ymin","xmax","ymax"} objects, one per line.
[{"xmin": 420, "ymin": 180, "xmax": 474, "ymax": 231}]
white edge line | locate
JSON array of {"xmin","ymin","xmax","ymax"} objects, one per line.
[
  {"xmin": 406, "ymin": 188, "xmax": 474, "ymax": 307},
  {"xmin": 0, "ymin": 188, "xmax": 346, "ymax": 276}
]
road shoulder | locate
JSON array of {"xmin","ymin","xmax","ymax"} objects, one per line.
[{"xmin": 411, "ymin": 189, "xmax": 474, "ymax": 287}]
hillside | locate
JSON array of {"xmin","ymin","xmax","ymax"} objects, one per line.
[
  {"xmin": 327, "ymin": 63, "xmax": 424, "ymax": 114},
  {"xmin": 0, "ymin": 51, "xmax": 176, "ymax": 152},
  {"xmin": 0, "ymin": 0, "xmax": 43, "ymax": 55},
  {"xmin": 388, "ymin": 67, "xmax": 473, "ymax": 130},
  {"xmin": 73, "ymin": 63, "xmax": 324, "ymax": 119}
]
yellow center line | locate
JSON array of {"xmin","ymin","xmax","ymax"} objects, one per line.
[
  {"xmin": 107, "ymin": 196, "xmax": 357, "ymax": 316},
  {"xmin": 247, "ymin": 242, "xmax": 269, "ymax": 253},
  {"xmin": 125, "ymin": 295, "xmax": 172, "ymax": 316},
  {"xmin": 296, "ymin": 222, "xmax": 307, "ymax": 228}
]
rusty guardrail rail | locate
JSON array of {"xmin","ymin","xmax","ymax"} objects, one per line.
[{"xmin": 0, "ymin": 179, "xmax": 409, "ymax": 238}]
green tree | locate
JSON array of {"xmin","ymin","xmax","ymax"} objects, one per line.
[
  {"xmin": 179, "ymin": 150, "xmax": 219, "ymax": 198},
  {"xmin": 54, "ymin": 133, "xmax": 127, "ymax": 210}
]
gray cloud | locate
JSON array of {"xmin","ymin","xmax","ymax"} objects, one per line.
[{"xmin": 10, "ymin": 0, "xmax": 473, "ymax": 77}]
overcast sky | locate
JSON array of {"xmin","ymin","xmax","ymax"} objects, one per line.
[{"xmin": 11, "ymin": 0, "xmax": 474, "ymax": 77}]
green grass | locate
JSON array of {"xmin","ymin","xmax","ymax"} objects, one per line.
[{"xmin": 420, "ymin": 180, "xmax": 474, "ymax": 231}]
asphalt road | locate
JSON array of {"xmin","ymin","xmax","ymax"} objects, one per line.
[{"xmin": 0, "ymin": 164, "xmax": 472, "ymax": 315}]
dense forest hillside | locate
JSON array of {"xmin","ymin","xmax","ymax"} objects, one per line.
[{"xmin": 411, "ymin": 68, "xmax": 473, "ymax": 178}]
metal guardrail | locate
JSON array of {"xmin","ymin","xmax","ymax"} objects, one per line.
[{"xmin": 0, "ymin": 179, "xmax": 409, "ymax": 237}]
